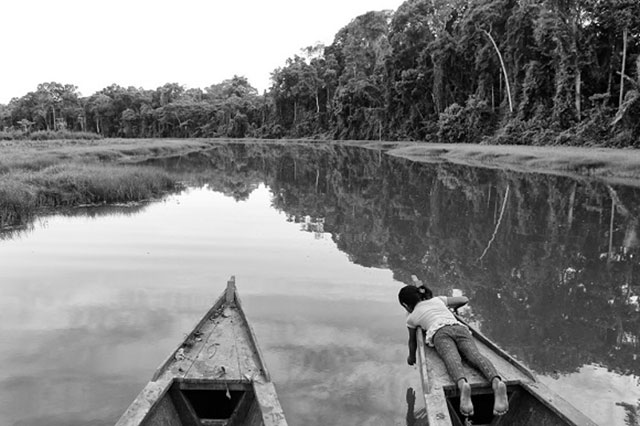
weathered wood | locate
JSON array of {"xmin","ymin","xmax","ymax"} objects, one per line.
[
  {"xmin": 235, "ymin": 285, "xmax": 271, "ymax": 382},
  {"xmin": 254, "ymin": 382, "xmax": 288, "ymax": 426},
  {"xmin": 116, "ymin": 277, "xmax": 288, "ymax": 426},
  {"xmin": 226, "ymin": 276, "xmax": 236, "ymax": 304},
  {"xmin": 117, "ymin": 380, "xmax": 173, "ymax": 426},
  {"xmin": 140, "ymin": 391, "xmax": 181, "ymax": 426},
  {"xmin": 522, "ymin": 382, "xmax": 598, "ymax": 426},
  {"xmin": 151, "ymin": 291, "xmax": 227, "ymax": 381}
]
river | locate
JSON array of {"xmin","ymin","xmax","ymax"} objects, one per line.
[{"xmin": 0, "ymin": 142, "xmax": 638, "ymax": 425}]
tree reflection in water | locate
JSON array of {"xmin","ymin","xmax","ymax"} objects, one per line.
[
  {"xmin": 617, "ymin": 399, "xmax": 640, "ymax": 425},
  {"xmin": 147, "ymin": 142, "xmax": 640, "ymax": 382}
]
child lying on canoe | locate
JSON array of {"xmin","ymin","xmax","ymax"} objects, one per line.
[{"xmin": 398, "ymin": 285, "xmax": 509, "ymax": 417}]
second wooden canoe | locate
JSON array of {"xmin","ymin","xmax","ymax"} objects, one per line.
[{"xmin": 414, "ymin": 311, "xmax": 598, "ymax": 426}]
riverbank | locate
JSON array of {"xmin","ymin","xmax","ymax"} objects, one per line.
[
  {"xmin": 349, "ymin": 141, "xmax": 640, "ymax": 187},
  {"xmin": 3, "ymin": 137, "xmax": 640, "ymax": 230},
  {"xmin": 0, "ymin": 139, "xmax": 221, "ymax": 229}
]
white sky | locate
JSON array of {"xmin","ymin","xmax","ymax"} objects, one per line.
[{"xmin": 0, "ymin": 0, "xmax": 405, "ymax": 104}]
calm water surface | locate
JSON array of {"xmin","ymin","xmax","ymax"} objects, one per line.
[{"xmin": 1, "ymin": 143, "xmax": 639, "ymax": 425}]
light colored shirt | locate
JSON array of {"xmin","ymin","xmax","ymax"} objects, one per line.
[{"xmin": 406, "ymin": 296, "xmax": 465, "ymax": 346}]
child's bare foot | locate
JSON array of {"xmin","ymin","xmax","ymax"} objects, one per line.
[
  {"xmin": 458, "ymin": 379, "xmax": 474, "ymax": 417},
  {"xmin": 492, "ymin": 378, "xmax": 509, "ymax": 415}
]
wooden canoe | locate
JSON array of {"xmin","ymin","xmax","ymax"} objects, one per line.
[
  {"xmin": 116, "ymin": 277, "xmax": 288, "ymax": 426},
  {"xmin": 414, "ymin": 312, "xmax": 598, "ymax": 426}
]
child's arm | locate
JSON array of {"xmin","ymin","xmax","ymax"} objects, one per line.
[
  {"xmin": 445, "ymin": 296, "xmax": 469, "ymax": 310},
  {"xmin": 407, "ymin": 327, "xmax": 417, "ymax": 365}
]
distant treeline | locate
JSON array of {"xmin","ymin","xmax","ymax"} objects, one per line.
[{"xmin": 1, "ymin": 0, "xmax": 639, "ymax": 146}]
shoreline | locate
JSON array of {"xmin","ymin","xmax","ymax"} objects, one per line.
[
  {"xmin": 3, "ymin": 137, "xmax": 640, "ymax": 230},
  {"xmin": 5, "ymin": 137, "xmax": 640, "ymax": 185},
  {"xmin": 347, "ymin": 141, "xmax": 640, "ymax": 188}
]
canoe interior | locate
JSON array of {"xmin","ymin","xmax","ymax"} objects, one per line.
[
  {"xmin": 141, "ymin": 380, "xmax": 263, "ymax": 426},
  {"xmin": 443, "ymin": 383, "xmax": 579, "ymax": 426}
]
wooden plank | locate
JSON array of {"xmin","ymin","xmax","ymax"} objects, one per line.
[
  {"xmin": 234, "ymin": 284, "xmax": 271, "ymax": 382},
  {"xmin": 522, "ymin": 382, "xmax": 599, "ymax": 426},
  {"xmin": 116, "ymin": 379, "xmax": 173, "ymax": 426},
  {"xmin": 253, "ymin": 382, "xmax": 288, "ymax": 426},
  {"xmin": 416, "ymin": 329, "xmax": 431, "ymax": 395},
  {"xmin": 186, "ymin": 306, "xmax": 244, "ymax": 380},
  {"xmin": 226, "ymin": 276, "xmax": 236, "ymax": 304},
  {"xmin": 230, "ymin": 308, "xmax": 265, "ymax": 381},
  {"xmin": 176, "ymin": 380, "xmax": 250, "ymax": 392},
  {"xmin": 140, "ymin": 392, "xmax": 182, "ymax": 426}
]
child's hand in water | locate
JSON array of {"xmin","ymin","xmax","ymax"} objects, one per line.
[{"xmin": 407, "ymin": 355, "xmax": 416, "ymax": 366}]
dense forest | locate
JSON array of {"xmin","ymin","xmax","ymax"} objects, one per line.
[{"xmin": 1, "ymin": 0, "xmax": 639, "ymax": 146}]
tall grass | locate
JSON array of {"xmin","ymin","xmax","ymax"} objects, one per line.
[
  {"xmin": 0, "ymin": 130, "xmax": 102, "ymax": 141},
  {"xmin": 0, "ymin": 138, "xmax": 221, "ymax": 230},
  {"xmin": 0, "ymin": 181, "xmax": 37, "ymax": 229},
  {"xmin": 0, "ymin": 163, "xmax": 178, "ymax": 229}
]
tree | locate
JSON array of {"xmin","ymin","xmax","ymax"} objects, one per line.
[
  {"xmin": 0, "ymin": 103, "xmax": 12, "ymax": 130},
  {"xmin": 86, "ymin": 93, "xmax": 113, "ymax": 135}
]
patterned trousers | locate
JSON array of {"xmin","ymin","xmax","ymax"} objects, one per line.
[{"xmin": 433, "ymin": 324, "xmax": 499, "ymax": 384}]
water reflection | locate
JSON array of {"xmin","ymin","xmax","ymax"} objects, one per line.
[
  {"xmin": 0, "ymin": 184, "xmax": 415, "ymax": 426},
  {"xmin": 150, "ymin": 143, "xmax": 640, "ymax": 378},
  {"xmin": 405, "ymin": 388, "xmax": 428, "ymax": 426},
  {"xmin": 150, "ymin": 143, "xmax": 640, "ymax": 424},
  {"xmin": 2, "ymin": 142, "xmax": 639, "ymax": 425},
  {"xmin": 0, "ymin": 202, "xmax": 150, "ymax": 241}
]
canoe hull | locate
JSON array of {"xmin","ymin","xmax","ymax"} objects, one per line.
[
  {"xmin": 117, "ymin": 277, "xmax": 287, "ymax": 426},
  {"xmin": 412, "ymin": 295, "xmax": 596, "ymax": 425}
]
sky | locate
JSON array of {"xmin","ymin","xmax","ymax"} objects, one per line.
[{"xmin": 0, "ymin": 0, "xmax": 406, "ymax": 104}]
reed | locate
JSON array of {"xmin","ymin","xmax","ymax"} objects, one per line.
[
  {"xmin": 0, "ymin": 163, "xmax": 178, "ymax": 228},
  {"xmin": 0, "ymin": 130, "xmax": 103, "ymax": 141},
  {"xmin": 0, "ymin": 138, "xmax": 228, "ymax": 230}
]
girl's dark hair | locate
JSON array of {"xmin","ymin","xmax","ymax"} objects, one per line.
[{"xmin": 398, "ymin": 285, "xmax": 433, "ymax": 309}]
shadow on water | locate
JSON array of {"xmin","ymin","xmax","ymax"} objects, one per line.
[
  {"xmin": 405, "ymin": 388, "xmax": 428, "ymax": 426},
  {"xmin": 146, "ymin": 142, "xmax": 640, "ymax": 380}
]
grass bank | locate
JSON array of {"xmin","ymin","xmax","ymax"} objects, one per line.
[
  {"xmin": 349, "ymin": 141, "xmax": 640, "ymax": 187},
  {"xmin": 0, "ymin": 138, "xmax": 221, "ymax": 229},
  {"xmin": 0, "ymin": 164, "xmax": 176, "ymax": 228},
  {"xmin": 4, "ymin": 137, "xmax": 640, "ymax": 230}
]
